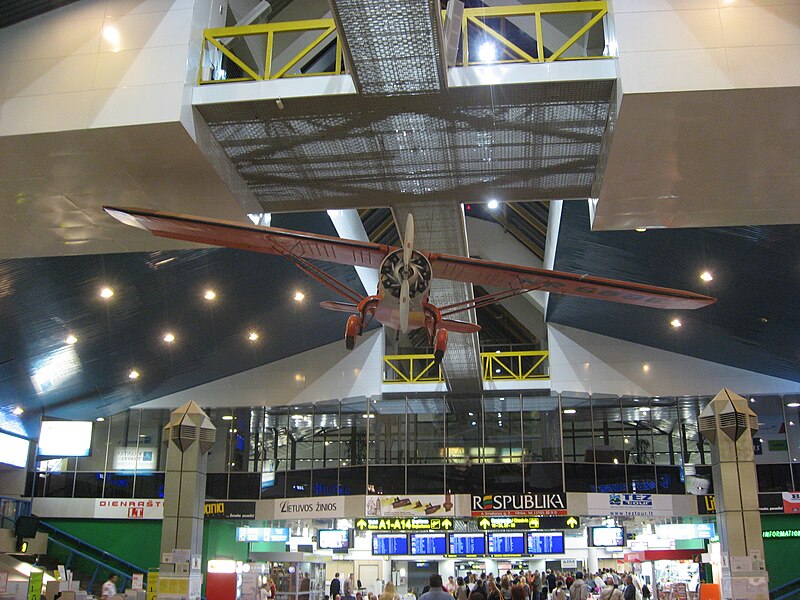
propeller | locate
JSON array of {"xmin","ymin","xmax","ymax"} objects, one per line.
[{"xmin": 400, "ymin": 213, "xmax": 415, "ymax": 333}]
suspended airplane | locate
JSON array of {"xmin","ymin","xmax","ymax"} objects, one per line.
[{"xmin": 104, "ymin": 207, "xmax": 716, "ymax": 364}]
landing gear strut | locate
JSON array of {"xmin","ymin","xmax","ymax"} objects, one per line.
[{"xmin": 345, "ymin": 314, "xmax": 360, "ymax": 350}]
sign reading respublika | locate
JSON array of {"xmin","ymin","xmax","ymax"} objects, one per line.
[
  {"xmin": 471, "ymin": 494, "xmax": 567, "ymax": 516},
  {"xmin": 587, "ymin": 493, "xmax": 673, "ymax": 517}
]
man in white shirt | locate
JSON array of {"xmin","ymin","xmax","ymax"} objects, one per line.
[{"xmin": 101, "ymin": 574, "xmax": 118, "ymax": 600}]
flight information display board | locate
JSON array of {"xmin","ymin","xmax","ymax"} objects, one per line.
[
  {"xmin": 527, "ymin": 531, "xmax": 564, "ymax": 554},
  {"xmin": 410, "ymin": 533, "xmax": 447, "ymax": 555},
  {"xmin": 373, "ymin": 534, "xmax": 408, "ymax": 555},
  {"xmin": 487, "ymin": 532, "xmax": 525, "ymax": 555},
  {"xmin": 449, "ymin": 533, "xmax": 487, "ymax": 556}
]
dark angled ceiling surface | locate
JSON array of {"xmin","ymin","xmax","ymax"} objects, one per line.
[
  {"xmin": 0, "ymin": 212, "xmax": 367, "ymax": 428},
  {"xmin": 0, "ymin": 0, "xmax": 80, "ymax": 28},
  {"xmin": 548, "ymin": 201, "xmax": 800, "ymax": 383}
]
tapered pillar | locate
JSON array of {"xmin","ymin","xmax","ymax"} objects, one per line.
[
  {"xmin": 698, "ymin": 389, "xmax": 768, "ymax": 600},
  {"xmin": 158, "ymin": 401, "xmax": 216, "ymax": 600}
]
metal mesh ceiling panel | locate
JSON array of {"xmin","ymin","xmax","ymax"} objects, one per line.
[
  {"xmin": 198, "ymin": 81, "xmax": 613, "ymax": 212},
  {"xmin": 393, "ymin": 202, "xmax": 481, "ymax": 389},
  {"xmin": 330, "ymin": 0, "xmax": 445, "ymax": 95}
]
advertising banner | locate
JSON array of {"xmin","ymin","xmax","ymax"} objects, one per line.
[
  {"xmin": 587, "ymin": 493, "xmax": 674, "ymax": 517},
  {"xmin": 471, "ymin": 493, "xmax": 567, "ymax": 516},
  {"xmin": 367, "ymin": 494, "xmax": 455, "ymax": 517},
  {"xmin": 782, "ymin": 491, "xmax": 800, "ymax": 514},
  {"xmin": 94, "ymin": 499, "xmax": 164, "ymax": 519},
  {"xmin": 112, "ymin": 447, "xmax": 157, "ymax": 470},
  {"xmin": 696, "ymin": 495, "xmax": 716, "ymax": 515},
  {"xmin": 355, "ymin": 517, "xmax": 454, "ymax": 531},
  {"xmin": 204, "ymin": 501, "xmax": 256, "ymax": 520},
  {"xmin": 273, "ymin": 496, "xmax": 344, "ymax": 520}
]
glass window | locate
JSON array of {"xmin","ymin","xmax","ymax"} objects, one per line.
[
  {"xmin": 134, "ymin": 473, "xmax": 165, "ymax": 499},
  {"xmin": 485, "ymin": 463, "xmax": 523, "ymax": 493},
  {"xmin": 406, "ymin": 465, "xmax": 444, "ymax": 494},
  {"xmin": 338, "ymin": 466, "xmax": 366, "ymax": 496},
  {"xmin": 656, "ymin": 465, "xmax": 684, "ymax": 494},
  {"xmin": 407, "ymin": 396, "xmax": 445, "ymax": 464},
  {"xmin": 626, "ymin": 465, "xmax": 656, "ymax": 494},
  {"xmin": 786, "ymin": 394, "xmax": 800, "ymax": 465},
  {"xmin": 446, "ymin": 463, "xmax": 483, "ymax": 495},
  {"xmin": 103, "ymin": 473, "xmax": 134, "ymax": 498},
  {"xmin": 522, "ymin": 396, "xmax": 561, "ymax": 462},
  {"xmin": 284, "ymin": 469, "xmax": 312, "ymax": 498},
  {"xmin": 591, "ymin": 395, "xmax": 624, "ymax": 463},
  {"xmin": 750, "ymin": 396, "xmax": 790, "ymax": 464},
  {"xmin": 312, "ymin": 468, "xmax": 341, "ymax": 496},
  {"xmin": 757, "ymin": 464, "xmax": 792, "ymax": 493},
  {"xmin": 621, "ymin": 397, "xmax": 653, "ymax": 465},
  {"xmin": 368, "ymin": 466, "xmax": 406, "ymax": 495},
  {"xmin": 206, "ymin": 473, "xmax": 228, "ymax": 499},
  {"xmin": 136, "ymin": 409, "xmax": 167, "ymax": 472},
  {"xmin": 483, "ymin": 395, "xmax": 523, "ymax": 464},
  {"xmin": 77, "ymin": 418, "xmax": 109, "ymax": 473},
  {"xmin": 43, "ymin": 473, "xmax": 75, "ymax": 498},
  {"xmin": 370, "ymin": 397, "xmax": 407, "ymax": 465},
  {"xmin": 340, "ymin": 397, "xmax": 368, "ymax": 468},
  {"xmin": 446, "ymin": 397, "xmax": 482, "ymax": 464},
  {"xmin": 594, "ymin": 464, "xmax": 626, "ymax": 493},
  {"xmin": 678, "ymin": 397, "xmax": 711, "ymax": 465},
  {"xmin": 105, "ymin": 410, "xmax": 140, "ymax": 472},
  {"xmin": 312, "ymin": 400, "xmax": 341, "ymax": 470},
  {"xmin": 651, "ymin": 398, "xmax": 680, "ymax": 465},
  {"xmin": 563, "ymin": 463, "xmax": 594, "ymax": 492},
  {"xmin": 525, "ymin": 463, "xmax": 563, "ymax": 494},
  {"xmin": 74, "ymin": 472, "xmax": 104, "ymax": 498},
  {"xmin": 288, "ymin": 404, "xmax": 314, "ymax": 473},
  {"xmin": 561, "ymin": 395, "xmax": 593, "ymax": 463},
  {"xmin": 229, "ymin": 472, "xmax": 260, "ymax": 499}
]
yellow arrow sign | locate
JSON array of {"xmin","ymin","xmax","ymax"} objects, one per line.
[
  {"xmin": 356, "ymin": 519, "xmax": 368, "ymax": 530},
  {"xmin": 566, "ymin": 517, "xmax": 578, "ymax": 528},
  {"xmin": 479, "ymin": 518, "xmax": 491, "ymax": 529}
]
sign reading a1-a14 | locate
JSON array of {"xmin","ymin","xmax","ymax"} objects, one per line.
[
  {"xmin": 472, "ymin": 494, "xmax": 568, "ymax": 516},
  {"xmin": 475, "ymin": 515, "xmax": 579, "ymax": 530}
]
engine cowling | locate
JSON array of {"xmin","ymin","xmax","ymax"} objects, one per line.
[{"xmin": 379, "ymin": 249, "xmax": 432, "ymax": 300}]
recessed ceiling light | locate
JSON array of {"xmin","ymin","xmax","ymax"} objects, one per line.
[
  {"xmin": 12, "ymin": 406, "xmax": 24, "ymax": 416},
  {"xmin": 96, "ymin": 417, "xmax": 105, "ymax": 422},
  {"xmin": 294, "ymin": 291, "xmax": 305, "ymax": 302},
  {"xmin": 487, "ymin": 199, "xmax": 499, "ymax": 210},
  {"xmin": 613, "ymin": 458, "xmax": 619, "ymax": 464},
  {"xmin": 639, "ymin": 407, "xmax": 651, "ymax": 412},
  {"xmin": 787, "ymin": 402, "xmax": 800, "ymax": 408},
  {"xmin": 642, "ymin": 364, "xmax": 650, "ymax": 372},
  {"xmin": 204, "ymin": 289, "xmax": 216, "ymax": 301},
  {"xmin": 100, "ymin": 287, "xmax": 114, "ymax": 299},
  {"xmin": 294, "ymin": 373, "xmax": 305, "ymax": 382},
  {"xmin": 635, "ymin": 228, "xmax": 647, "ymax": 233},
  {"xmin": 128, "ymin": 370, "xmax": 140, "ymax": 380},
  {"xmin": 700, "ymin": 271, "xmax": 713, "ymax": 282},
  {"xmin": 471, "ymin": 421, "xmax": 477, "ymax": 426},
  {"xmin": 670, "ymin": 318, "xmax": 682, "ymax": 328},
  {"xmin": 750, "ymin": 398, "xmax": 755, "ymax": 403},
  {"xmin": 624, "ymin": 438, "xmax": 629, "ymax": 444},
  {"xmin": 563, "ymin": 409, "xmax": 577, "ymax": 415},
  {"xmin": 468, "ymin": 412, "xmax": 474, "ymax": 416},
  {"xmin": 222, "ymin": 415, "xmax": 234, "ymax": 421},
  {"xmin": 163, "ymin": 332, "xmax": 175, "ymax": 343},
  {"xmin": 248, "ymin": 331, "xmax": 259, "ymax": 342},
  {"xmin": 65, "ymin": 334, "xmax": 78, "ymax": 345}
]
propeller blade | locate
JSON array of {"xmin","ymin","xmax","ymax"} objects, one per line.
[
  {"xmin": 403, "ymin": 213, "xmax": 414, "ymax": 267},
  {"xmin": 400, "ymin": 279, "xmax": 410, "ymax": 333}
]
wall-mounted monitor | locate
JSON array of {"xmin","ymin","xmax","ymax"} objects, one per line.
[
  {"xmin": 527, "ymin": 531, "xmax": 565, "ymax": 554},
  {"xmin": 318, "ymin": 529, "xmax": 352, "ymax": 550},
  {"xmin": 38, "ymin": 421, "xmax": 93, "ymax": 457},
  {"xmin": 589, "ymin": 527, "xmax": 625, "ymax": 547},
  {"xmin": 0, "ymin": 431, "xmax": 30, "ymax": 468},
  {"xmin": 409, "ymin": 533, "xmax": 447, "ymax": 556},
  {"xmin": 372, "ymin": 533, "xmax": 408, "ymax": 555},
  {"xmin": 449, "ymin": 533, "xmax": 486, "ymax": 556},
  {"xmin": 487, "ymin": 532, "xmax": 525, "ymax": 555}
]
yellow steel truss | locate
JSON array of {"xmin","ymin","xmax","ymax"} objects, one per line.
[
  {"xmin": 458, "ymin": 1, "xmax": 609, "ymax": 66},
  {"xmin": 199, "ymin": 19, "xmax": 343, "ymax": 84},
  {"xmin": 383, "ymin": 351, "xmax": 549, "ymax": 384},
  {"xmin": 198, "ymin": 1, "xmax": 609, "ymax": 84}
]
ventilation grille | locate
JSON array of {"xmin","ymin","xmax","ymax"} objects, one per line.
[{"xmin": 173, "ymin": 424, "xmax": 198, "ymax": 441}]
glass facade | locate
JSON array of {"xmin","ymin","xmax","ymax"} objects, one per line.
[{"xmin": 25, "ymin": 393, "xmax": 800, "ymax": 499}]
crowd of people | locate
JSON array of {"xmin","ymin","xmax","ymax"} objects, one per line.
[{"xmin": 376, "ymin": 569, "xmax": 651, "ymax": 600}]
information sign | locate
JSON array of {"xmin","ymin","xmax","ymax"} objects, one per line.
[
  {"xmin": 356, "ymin": 517, "xmax": 454, "ymax": 531},
  {"xmin": 372, "ymin": 533, "xmax": 408, "ymax": 555},
  {"xmin": 27, "ymin": 569, "xmax": 43, "ymax": 600},
  {"xmin": 487, "ymin": 532, "xmax": 526, "ymax": 555},
  {"xmin": 475, "ymin": 516, "xmax": 579, "ymax": 530},
  {"xmin": 410, "ymin": 533, "xmax": 447, "ymax": 555},
  {"xmin": 527, "ymin": 532, "xmax": 565, "ymax": 554},
  {"xmin": 236, "ymin": 527, "xmax": 290, "ymax": 543},
  {"xmin": 147, "ymin": 572, "xmax": 159, "ymax": 600},
  {"xmin": 449, "ymin": 533, "xmax": 486, "ymax": 556}
]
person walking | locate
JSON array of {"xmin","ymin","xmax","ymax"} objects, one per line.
[
  {"xmin": 101, "ymin": 574, "xmax": 118, "ymax": 600},
  {"xmin": 331, "ymin": 574, "xmax": 342, "ymax": 600}
]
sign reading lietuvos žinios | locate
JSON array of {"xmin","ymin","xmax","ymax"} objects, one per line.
[{"xmin": 471, "ymin": 494, "xmax": 567, "ymax": 516}]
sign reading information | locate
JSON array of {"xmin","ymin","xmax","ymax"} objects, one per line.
[{"xmin": 471, "ymin": 494, "xmax": 567, "ymax": 516}]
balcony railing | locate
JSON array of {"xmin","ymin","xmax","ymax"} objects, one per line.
[{"xmin": 384, "ymin": 350, "xmax": 549, "ymax": 384}]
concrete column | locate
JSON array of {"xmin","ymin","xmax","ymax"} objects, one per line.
[{"xmin": 159, "ymin": 401, "xmax": 216, "ymax": 600}]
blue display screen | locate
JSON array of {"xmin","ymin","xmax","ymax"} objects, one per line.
[
  {"xmin": 410, "ymin": 533, "xmax": 447, "ymax": 555},
  {"xmin": 449, "ymin": 533, "xmax": 486, "ymax": 555},
  {"xmin": 527, "ymin": 532, "xmax": 564, "ymax": 554},
  {"xmin": 487, "ymin": 532, "xmax": 525, "ymax": 555},
  {"xmin": 372, "ymin": 534, "xmax": 408, "ymax": 555}
]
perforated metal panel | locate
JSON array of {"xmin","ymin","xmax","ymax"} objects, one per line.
[
  {"xmin": 198, "ymin": 81, "xmax": 613, "ymax": 212},
  {"xmin": 330, "ymin": 0, "xmax": 445, "ymax": 95}
]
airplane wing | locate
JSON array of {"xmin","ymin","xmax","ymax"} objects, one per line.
[
  {"xmin": 430, "ymin": 253, "xmax": 715, "ymax": 310},
  {"xmin": 104, "ymin": 206, "xmax": 393, "ymax": 269}
]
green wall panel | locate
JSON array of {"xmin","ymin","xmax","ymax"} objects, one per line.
[
  {"xmin": 762, "ymin": 514, "xmax": 800, "ymax": 588},
  {"xmin": 202, "ymin": 520, "xmax": 249, "ymax": 563}
]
